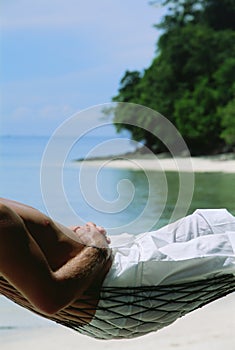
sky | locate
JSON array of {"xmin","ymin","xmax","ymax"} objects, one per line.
[{"xmin": 0, "ymin": 0, "xmax": 166, "ymax": 136}]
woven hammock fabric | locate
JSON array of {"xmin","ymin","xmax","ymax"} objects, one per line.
[{"xmin": 56, "ymin": 274, "xmax": 235, "ymax": 339}]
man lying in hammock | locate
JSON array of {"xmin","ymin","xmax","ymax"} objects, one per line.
[{"xmin": 0, "ymin": 197, "xmax": 235, "ymax": 340}]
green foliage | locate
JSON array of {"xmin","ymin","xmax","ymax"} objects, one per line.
[
  {"xmin": 112, "ymin": 71, "xmax": 142, "ymax": 103},
  {"xmin": 174, "ymin": 78, "xmax": 221, "ymax": 154},
  {"xmin": 203, "ymin": 0, "xmax": 235, "ymax": 30},
  {"xmin": 111, "ymin": 0, "xmax": 235, "ymax": 154},
  {"xmin": 220, "ymin": 99, "xmax": 235, "ymax": 146}
]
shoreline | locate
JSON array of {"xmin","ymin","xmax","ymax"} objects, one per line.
[{"xmin": 76, "ymin": 152, "xmax": 235, "ymax": 173}]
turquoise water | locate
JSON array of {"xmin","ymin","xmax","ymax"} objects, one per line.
[{"xmin": 0, "ymin": 135, "xmax": 235, "ymax": 333}]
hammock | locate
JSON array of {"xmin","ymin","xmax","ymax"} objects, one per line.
[
  {"xmin": 0, "ymin": 273, "xmax": 234, "ymax": 340},
  {"xmin": 54, "ymin": 274, "xmax": 235, "ymax": 339},
  {"xmin": 1, "ymin": 209, "xmax": 235, "ymax": 339}
]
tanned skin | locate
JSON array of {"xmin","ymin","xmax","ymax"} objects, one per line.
[{"xmin": 0, "ymin": 198, "xmax": 112, "ymax": 321}]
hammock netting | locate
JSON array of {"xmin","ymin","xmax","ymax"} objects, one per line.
[
  {"xmin": 54, "ymin": 274, "xmax": 235, "ymax": 339},
  {"xmin": 1, "ymin": 274, "xmax": 235, "ymax": 339}
]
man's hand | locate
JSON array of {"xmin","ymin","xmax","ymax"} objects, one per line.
[{"xmin": 70, "ymin": 222, "xmax": 111, "ymax": 249}]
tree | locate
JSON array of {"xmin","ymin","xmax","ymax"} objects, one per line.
[
  {"xmin": 220, "ymin": 98, "xmax": 235, "ymax": 146},
  {"xmin": 203, "ymin": 0, "xmax": 235, "ymax": 30},
  {"xmin": 153, "ymin": 0, "xmax": 235, "ymax": 30},
  {"xmin": 111, "ymin": 0, "xmax": 235, "ymax": 154},
  {"xmin": 112, "ymin": 71, "xmax": 142, "ymax": 103}
]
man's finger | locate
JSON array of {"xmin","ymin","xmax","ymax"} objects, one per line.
[
  {"xmin": 70, "ymin": 225, "xmax": 81, "ymax": 232},
  {"xmin": 86, "ymin": 222, "xmax": 96, "ymax": 227},
  {"xmin": 96, "ymin": 226, "xmax": 106, "ymax": 234}
]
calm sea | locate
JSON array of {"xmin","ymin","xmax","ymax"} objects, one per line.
[{"xmin": 0, "ymin": 134, "xmax": 235, "ymax": 335}]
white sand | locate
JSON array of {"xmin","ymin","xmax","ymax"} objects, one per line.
[
  {"xmin": 80, "ymin": 156, "xmax": 235, "ymax": 173},
  {"xmin": 1, "ymin": 293, "xmax": 234, "ymax": 350}
]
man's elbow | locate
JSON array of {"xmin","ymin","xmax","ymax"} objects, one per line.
[
  {"xmin": 33, "ymin": 281, "xmax": 82, "ymax": 317},
  {"xmin": 34, "ymin": 296, "xmax": 70, "ymax": 316}
]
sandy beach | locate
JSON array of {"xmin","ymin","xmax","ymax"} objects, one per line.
[
  {"xmin": 78, "ymin": 153, "xmax": 235, "ymax": 173},
  {"xmin": 1, "ymin": 292, "xmax": 234, "ymax": 350}
]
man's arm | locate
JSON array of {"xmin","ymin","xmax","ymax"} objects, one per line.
[
  {"xmin": 0, "ymin": 197, "xmax": 81, "ymax": 244},
  {"xmin": 0, "ymin": 202, "xmax": 111, "ymax": 316},
  {"xmin": 0, "ymin": 198, "xmax": 110, "ymax": 269}
]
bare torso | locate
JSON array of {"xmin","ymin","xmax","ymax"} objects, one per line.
[{"xmin": 0, "ymin": 198, "xmax": 112, "ymax": 324}]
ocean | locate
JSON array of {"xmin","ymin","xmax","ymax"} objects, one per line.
[{"xmin": 0, "ymin": 134, "xmax": 235, "ymax": 336}]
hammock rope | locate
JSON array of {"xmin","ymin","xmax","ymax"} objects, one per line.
[
  {"xmin": 54, "ymin": 274, "xmax": 235, "ymax": 339},
  {"xmin": 1, "ymin": 274, "xmax": 235, "ymax": 339}
]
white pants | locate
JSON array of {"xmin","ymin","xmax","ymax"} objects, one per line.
[
  {"xmin": 78, "ymin": 209, "xmax": 235, "ymax": 339},
  {"xmin": 105, "ymin": 209, "xmax": 235, "ymax": 287}
]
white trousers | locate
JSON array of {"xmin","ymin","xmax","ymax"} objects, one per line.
[
  {"xmin": 105, "ymin": 209, "xmax": 235, "ymax": 287},
  {"xmin": 79, "ymin": 209, "xmax": 235, "ymax": 339}
]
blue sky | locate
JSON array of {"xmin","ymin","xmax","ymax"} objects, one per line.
[{"xmin": 1, "ymin": 0, "xmax": 165, "ymax": 135}]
